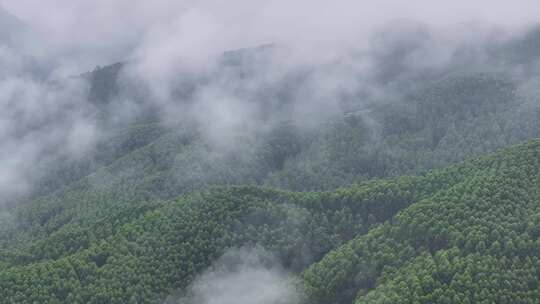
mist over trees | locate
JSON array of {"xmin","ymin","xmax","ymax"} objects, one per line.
[{"xmin": 1, "ymin": 1, "xmax": 540, "ymax": 303}]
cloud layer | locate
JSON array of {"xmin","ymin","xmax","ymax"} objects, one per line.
[
  {"xmin": 0, "ymin": 0, "xmax": 539, "ymax": 203},
  {"xmin": 164, "ymin": 247, "xmax": 301, "ymax": 304}
]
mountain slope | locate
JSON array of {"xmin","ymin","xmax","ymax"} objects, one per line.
[
  {"xmin": 2, "ymin": 140, "xmax": 540, "ymax": 303},
  {"xmin": 3, "ymin": 24, "xmax": 540, "ymax": 304},
  {"xmin": 11, "ymin": 26, "xmax": 540, "ymax": 208},
  {"xmin": 302, "ymin": 140, "xmax": 540, "ymax": 304},
  {"xmin": 3, "ymin": 68, "xmax": 540, "ymax": 268}
]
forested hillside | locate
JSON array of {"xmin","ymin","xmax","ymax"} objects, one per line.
[
  {"xmin": 2, "ymin": 5, "xmax": 540, "ymax": 303},
  {"xmin": 4, "ymin": 70, "xmax": 540, "ymax": 250},
  {"xmin": 2, "ymin": 138, "xmax": 540, "ymax": 303},
  {"xmin": 302, "ymin": 141, "xmax": 540, "ymax": 303}
]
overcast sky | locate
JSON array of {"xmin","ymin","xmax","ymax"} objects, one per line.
[{"xmin": 1, "ymin": 0, "xmax": 539, "ymax": 74}]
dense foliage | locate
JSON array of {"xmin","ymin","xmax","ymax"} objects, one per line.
[
  {"xmin": 302, "ymin": 141, "xmax": 540, "ymax": 304},
  {"xmin": 2, "ymin": 23, "xmax": 540, "ymax": 304},
  {"xmin": 1, "ymin": 140, "xmax": 540, "ymax": 303}
]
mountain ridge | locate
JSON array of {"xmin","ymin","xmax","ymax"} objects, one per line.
[{"xmin": 2, "ymin": 138, "xmax": 540, "ymax": 303}]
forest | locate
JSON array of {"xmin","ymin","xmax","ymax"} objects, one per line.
[{"xmin": 2, "ymin": 3, "xmax": 540, "ymax": 303}]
